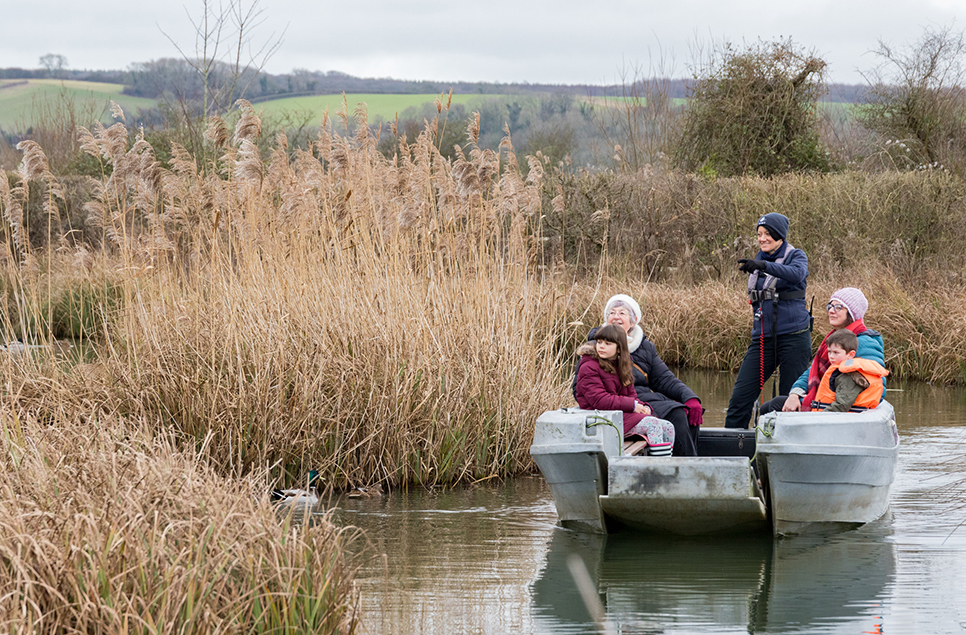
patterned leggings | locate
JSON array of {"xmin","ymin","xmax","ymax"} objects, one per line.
[{"xmin": 625, "ymin": 416, "xmax": 676, "ymax": 445}]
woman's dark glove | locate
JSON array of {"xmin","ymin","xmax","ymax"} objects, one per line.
[
  {"xmin": 684, "ymin": 398, "xmax": 704, "ymax": 427},
  {"xmin": 737, "ymin": 258, "xmax": 766, "ymax": 273}
]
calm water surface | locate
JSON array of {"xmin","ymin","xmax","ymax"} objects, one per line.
[{"xmin": 334, "ymin": 371, "xmax": 966, "ymax": 634}]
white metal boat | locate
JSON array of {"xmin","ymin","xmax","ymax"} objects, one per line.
[
  {"xmin": 530, "ymin": 402, "xmax": 899, "ymax": 536},
  {"xmin": 529, "ymin": 409, "xmax": 767, "ymax": 535},
  {"xmin": 755, "ymin": 401, "xmax": 899, "ymax": 535}
]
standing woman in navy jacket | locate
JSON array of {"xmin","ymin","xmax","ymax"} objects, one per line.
[{"xmin": 725, "ymin": 213, "xmax": 812, "ymax": 428}]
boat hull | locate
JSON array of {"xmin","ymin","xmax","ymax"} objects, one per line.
[
  {"xmin": 756, "ymin": 402, "xmax": 899, "ymax": 536},
  {"xmin": 530, "ymin": 409, "xmax": 622, "ymax": 533},
  {"xmin": 600, "ymin": 456, "xmax": 767, "ymax": 535}
]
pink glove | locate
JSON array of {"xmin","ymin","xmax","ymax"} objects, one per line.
[{"xmin": 684, "ymin": 398, "xmax": 703, "ymax": 427}]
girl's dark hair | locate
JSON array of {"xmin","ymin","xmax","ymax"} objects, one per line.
[{"xmin": 594, "ymin": 324, "xmax": 634, "ymax": 386}]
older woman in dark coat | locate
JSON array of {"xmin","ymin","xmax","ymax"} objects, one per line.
[{"xmin": 572, "ymin": 294, "xmax": 703, "ymax": 456}]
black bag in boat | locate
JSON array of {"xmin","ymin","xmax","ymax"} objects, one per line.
[{"xmin": 697, "ymin": 428, "xmax": 757, "ymax": 459}]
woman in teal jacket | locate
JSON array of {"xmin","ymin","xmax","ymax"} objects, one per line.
[{"xmin": 759, "ymin": 287, "xmax": 885, "ymax": 414}]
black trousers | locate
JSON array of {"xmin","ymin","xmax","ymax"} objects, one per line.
[
  {"xmin": 725, "ymin": 331, "xmax": 812, "ymax": 429},
  {"xmin": 667, "ymin": 407, "xmax": 699, "ymax": 457},
  {"xmin": 758, "ymin": 395, "xmax": 788, "ymax": 416}
]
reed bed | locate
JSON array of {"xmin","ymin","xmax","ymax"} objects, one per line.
[
  {"xmin": 23, "ymin": 102, "xmax": 574, "ymax": 491},
  {"xmin": 544, "ymin": 167, "xmax": 966, "ymax": 285},
  {"xmin": 2, "ymin": 99, "xmax": 966, "ymax": 500},
  {"xmin": 4, "ymin": 94, "xmax": 964, "ymax": 634},
  {"xmin": 0, "ymin": 405, "xmax": 360, "ymax": 633}
]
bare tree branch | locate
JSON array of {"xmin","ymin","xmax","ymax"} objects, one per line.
[{"xmin": 159, "ymin": 0, "xmax": 286, "ymax": 117}]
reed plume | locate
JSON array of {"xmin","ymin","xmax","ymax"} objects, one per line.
[
  {"xmin": 233, "ymin": 99, "xmax": 262, "ymax": 145},
  {"xmin": 108, "ymin": 99, "xmax": 126, "ymax": 123},
  {"xmin": 0, "ymin": 170, "xmax": 25, "ymax": 256},
  {"xmin": 204, "ymin": 115, "xmax": 230, "ymax": 149},
  {"xmin": 16, "ymin": 140, "xmax": 48, "ymax": 181}
]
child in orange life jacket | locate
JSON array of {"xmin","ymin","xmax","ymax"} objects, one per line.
[{"xmin": 811, "ymin": 329, "xmax": 889, "ymax": 412}]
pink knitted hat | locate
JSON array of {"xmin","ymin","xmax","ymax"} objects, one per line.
[{"xmin": 830, "ymin": 287, "xmax": 868, "ymax": 322}]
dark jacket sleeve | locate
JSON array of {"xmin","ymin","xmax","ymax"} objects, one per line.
[
  {"xmin": 575, "ymin": 357, "xmax": 637, "ymax": 412},
  {"xmin": 571, "ymin": 355, "xmax": 583, "ymax": 401},
  {"xmin": 759, "ymin": 247, "xmax": 808, "ymax": 286},
  {"xmin": 751, "ymin": 245, "xmax": 811, "ymax": 338},
  {"xmin": 635, "ymin": 340, "xmax": 698, "ymax": 405}
]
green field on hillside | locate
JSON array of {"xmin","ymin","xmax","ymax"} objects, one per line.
[
  {"xmin": 253, "ymin": 93, "xmax": 505, "ymax": 124},
  {"xmin": 0, "ymin": 81, "xmax": 513, "ymax": 132},
  {"xmin": 0, "ymin": 79, "xmax": 156, "ymax": 131}
]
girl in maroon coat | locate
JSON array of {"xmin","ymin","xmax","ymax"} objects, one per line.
[{"xmin": 574, "ymin": 324, "xmax": 675, "ymax": 445}]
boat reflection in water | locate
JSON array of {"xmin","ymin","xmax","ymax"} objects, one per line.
[{"xmin": 531, "ymin": 520, "xmax": 896, "ymax": 634}]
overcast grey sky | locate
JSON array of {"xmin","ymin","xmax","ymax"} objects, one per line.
[{"xmin": 4, "ymin": 1, "xmax": 966, "ymax": 85}]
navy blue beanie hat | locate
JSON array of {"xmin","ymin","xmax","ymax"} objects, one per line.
[{"xmin": 757, "ymin": 213, "xmax": 789, "ymax": 241}]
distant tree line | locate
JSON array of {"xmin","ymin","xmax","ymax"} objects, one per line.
[
  {"xmin": 0, "ymin": 61, "xmax": 866, "ymax": 104},
  {"xmin": 0, "ymin": 67, "xmax": 127, "ymax": 83},
  {"xmin": 121, "ymin": 59, "xmax": 671, "ymax": 102}
]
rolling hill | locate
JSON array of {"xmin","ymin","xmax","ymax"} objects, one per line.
[
  {"xmin": 0, "ymin": 79, "xmax": 511, "ymax": 133},
  {"xmin": 0, "ymin": 79, "xmax": 156, "ymax": 130}
]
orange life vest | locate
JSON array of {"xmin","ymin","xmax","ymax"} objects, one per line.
[{"xmin": 812, "ymin": 357, "xmax": 889, "ymax": 411}]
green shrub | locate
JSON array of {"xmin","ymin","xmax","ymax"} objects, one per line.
[
  {"xmin": 43, "ymin": 279, "xmax": 122, "ymax": 340},
  {"xmin": 674, "ymin": 38, "xmax": 832, "ymax": 177}
]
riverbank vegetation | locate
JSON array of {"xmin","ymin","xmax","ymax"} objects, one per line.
[
  {"xmin": 0, "ymin": 408, "xmax": 360, "ymax": 632},
  {"xmin": 3, "ymin": 97, "xmax": 965, "ymax": 490}
]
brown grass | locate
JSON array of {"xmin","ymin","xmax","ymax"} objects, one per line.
[
  {"xmin": 1, "ymin": 100, "xmax": 965, "ymax": 502},
  {"xmin": 0, "ymin": 405, "xmax": 360, "ymax": 633},
  {"xmin": 24, "ymin": 104, "xmax": 573, "ymax": 493},
  {"xmin": 542, "ymin": 168, "xmax": 966, "ymax": 286}
]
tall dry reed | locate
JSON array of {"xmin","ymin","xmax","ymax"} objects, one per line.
[
  {"xmin": 59, "ymin": 101, "xmax": 575, "ymax": 491},
  {"xmin": 543, "ymin": 167, "xmax": 966, "ymax": 285},
  {"xmin": 0, "ymin": 405, "xmax": 360, "ymax": 633},
  {"xmin": 4, "ymin": 99, "xmax": 966, "ymax": 501}
]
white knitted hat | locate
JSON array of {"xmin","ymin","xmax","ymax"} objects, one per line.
[{"xmin": 603, "ymin": 294, "xmax": 642, "ymax": 325}]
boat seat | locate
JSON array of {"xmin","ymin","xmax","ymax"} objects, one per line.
[{"xmin": 623, "ymin": 440, "xmax": 649, "ymax": 456}]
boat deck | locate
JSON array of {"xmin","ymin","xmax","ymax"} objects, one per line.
[{"xmin": 622, "ymin": 440, "xmax": 648, "ymax": 456}]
